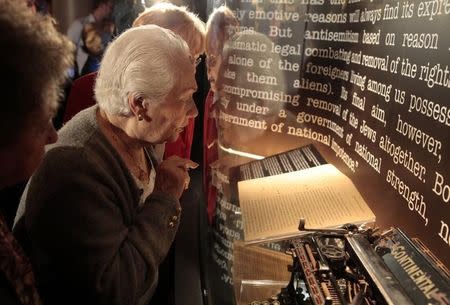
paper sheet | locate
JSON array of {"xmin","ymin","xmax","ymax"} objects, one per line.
[{"xmin": 238, "ymin": 164, "xmax": 375, "ymax": 242}]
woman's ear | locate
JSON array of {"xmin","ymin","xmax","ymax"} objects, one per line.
[{"xmin": 128, "ymin": 94, "xmax": 146, "ymax": 121}]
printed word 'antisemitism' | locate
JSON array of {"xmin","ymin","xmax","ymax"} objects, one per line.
[{"xmin": 305, "ymin": 29, "xmax": 359, "ymax": 43}]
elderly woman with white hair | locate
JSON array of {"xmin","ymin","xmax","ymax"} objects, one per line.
[{"xmin": 14, "ymin": 25, "xmax": 198, "ymax": 305}]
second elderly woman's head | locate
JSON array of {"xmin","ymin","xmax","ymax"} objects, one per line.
[
  {"xmin": 133, "ymin": 2, "xmax": 205, "ymax": 60},
  {"xmin": 94, "ymin": 25, "xmax": 198, "ymax": 144}
]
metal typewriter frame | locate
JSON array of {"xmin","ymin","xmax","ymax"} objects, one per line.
[{"xmin": 252, "ymin": 222, "xmax": 415, "ymax": 305}]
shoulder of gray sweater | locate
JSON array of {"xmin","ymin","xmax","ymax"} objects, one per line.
[{"xmin": 53, "ymin": 106, "xmax": 100, "ymax": 150}]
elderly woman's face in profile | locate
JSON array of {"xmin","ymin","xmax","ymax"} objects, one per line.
[
  {"xmin": 206, "ymin": 52, "xmax": 222, "ymax": 92},
  {"xmin": 142, "ymin": 62, "xmax": 198, "ymax": 144}
]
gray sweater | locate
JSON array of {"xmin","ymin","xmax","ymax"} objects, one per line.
[{"xmin": 14, "ymin": 106, "xmax": 180, "ymax": 305}]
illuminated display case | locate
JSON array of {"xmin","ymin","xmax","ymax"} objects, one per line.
[{"xmin": 200, "ymin": 0, "xmax": 450, "ymax": 304}]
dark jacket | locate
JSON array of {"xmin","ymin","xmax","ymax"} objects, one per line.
[
  {"xmin": 14, "ymin": 106, "xmax": 180, "ymax": 305},
  {"xmin": 0, "ymin": 214, "xmax": 41, "ymax": 305},
  {"xmin": 0, "ymin": 265, "xmax": 20, "ymax": 305}
]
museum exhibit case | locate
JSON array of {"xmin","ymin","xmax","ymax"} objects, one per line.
[{"xmin": 201, "ymin": 0, "xmax": 450, "ymax": 304}]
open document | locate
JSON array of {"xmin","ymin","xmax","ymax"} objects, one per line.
[{"xmin": 238, "ymin": 164, "xmax": 375, "ymax": 242}]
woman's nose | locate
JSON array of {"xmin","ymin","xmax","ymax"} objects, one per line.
[{"xmin": 187, "ymin": 101, "xmax": 198, "ymax": 118}]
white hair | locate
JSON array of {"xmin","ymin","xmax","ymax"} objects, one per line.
[{"xmin": 94, "ymin": 25, "xmax": 191, "ymax": 116}]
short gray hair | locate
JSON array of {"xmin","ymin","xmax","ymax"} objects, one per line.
[
  {"xmin": 0, "ymin": 0, "xmax": 74, "ymax": 146},
  {"xmin": 94, "ymin": 25, "xmax": 191, "ymax": 116},
  {"xmin": 133, "ymin": 3, "xmax": 206, "ymax": 58}
]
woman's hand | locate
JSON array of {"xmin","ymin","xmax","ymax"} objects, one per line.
[{"xmin": 154, "ymin": 155, "xmax": 199, "ymax": 199}]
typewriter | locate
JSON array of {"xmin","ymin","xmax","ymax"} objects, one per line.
[{"xmin": 249, "ymin": 223, "xmax": 449, "ymax": 305}]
